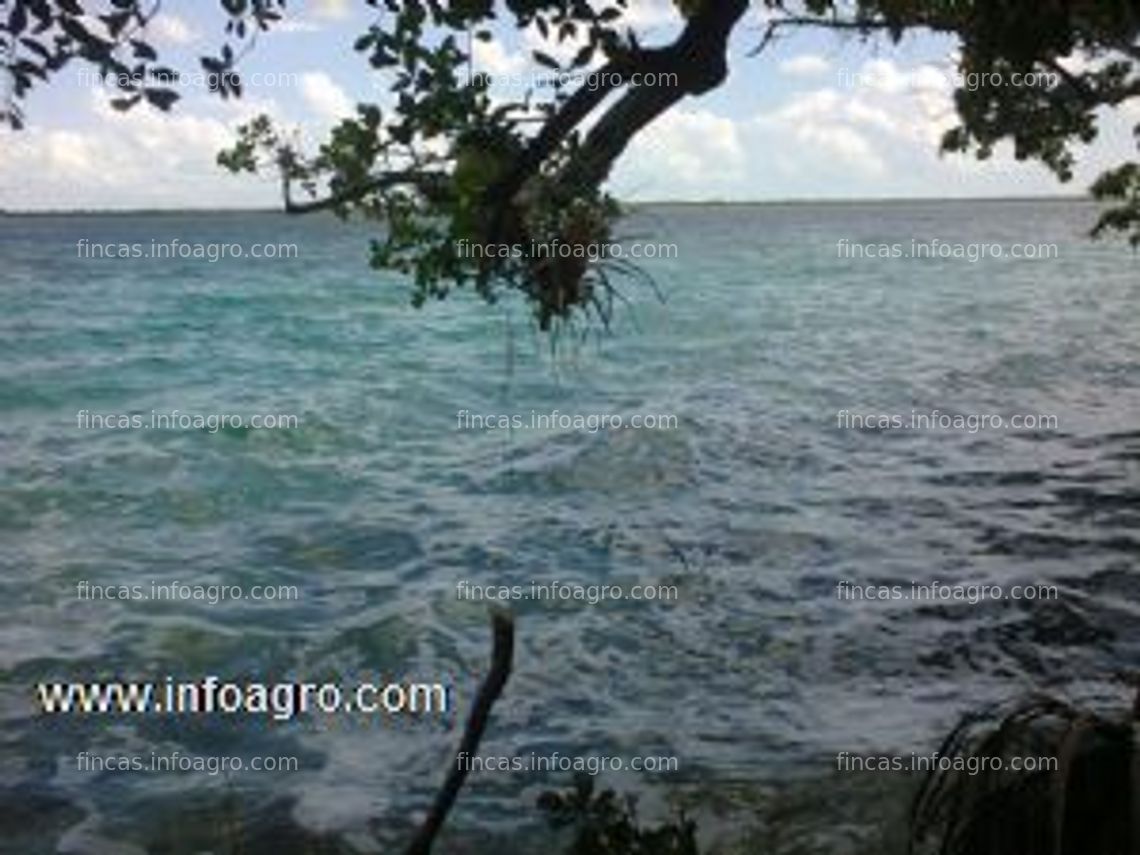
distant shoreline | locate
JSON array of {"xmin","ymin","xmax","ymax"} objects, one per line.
[{"xmin": 0, "ymin": 195, "xmax": 1093, "ymax": 216}]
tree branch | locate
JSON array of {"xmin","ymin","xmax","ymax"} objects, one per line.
[
  {"xmin": 481, "ymin": 0, "xmax": 750, "ymax": 252},
  {"xmin": 566, "ymin": 0, "xmax": 750, "ymax": 189},
  {"xmin": 488, "ymin": 59, "xmax": 626, "ymax": 208},
  {"xmin": 749, "ymin": 11, "xmax": 959, "ymax": 57},
  {"xmin": 404, "ymin": 608, "xmax": 515, "ymax": 855},
  {"xmin": 1041, "ymin": 56, "xmax": 1101, "ymax": 106},
  {"xmin": 283, "ymin": 169, "xmax": 450, "ymax": 214}
]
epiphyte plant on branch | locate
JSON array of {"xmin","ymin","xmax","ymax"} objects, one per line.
[{"xmin": 3, "ymin": 0, "xmax": 1138, "ymax": 332}]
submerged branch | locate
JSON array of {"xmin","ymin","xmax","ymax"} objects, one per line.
[{"xmin": 404, "ymin": 609, "xmax": 515, "ymax": 855}]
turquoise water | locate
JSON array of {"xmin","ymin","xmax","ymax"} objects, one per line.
[{"xmin": 1, "ymin": 201, "xmax": 1138, "ymax": 853}]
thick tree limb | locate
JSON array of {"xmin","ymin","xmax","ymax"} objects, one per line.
[
  {"xmin": 489, "ymin": 59, "xmax": 627, "ymax": 207},
  {"xmin": 481, "ymin": 0, "xmax": 750, "ymax": 253},
  {"xmin": 565, "ymin": 0, "xmax": 749, "ymax": 190},
  {"xmin": 404, "ymin": 608, "xmax": 515, "ymax": 855},
  {"xmin": 568, "ymin": 81, "xmax": 689, "ymax": 190},
  {"xmin": 1042, "ymin": 56, "xmax": 1102, "ymax": 106}
]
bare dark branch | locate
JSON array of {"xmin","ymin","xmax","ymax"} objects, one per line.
[{"xmin": 404, "ymin": 609, "xmax": 515, "ymax": 855}]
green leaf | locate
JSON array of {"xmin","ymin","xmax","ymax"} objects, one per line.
[
  {"xmin": 144, "ymin": 88, "xmax": 180, "ymax": 110},
  {"xmin": 532, "ymin": 50, "xmax": 560, "ymax": 70},
  {"xmin": 573, "ymin": 44, "xmax": 594, "ymax": 67},
  {"xmin": 8, "ymin": 3, "xmax": 28, "ymax": 36},
  {"xmin": 131, "ymin": 40, "xmax": 157, "ymax": 61},
  {"xmin": 109, "ymin": 94, "xmax": 142, "ymax": 110}
]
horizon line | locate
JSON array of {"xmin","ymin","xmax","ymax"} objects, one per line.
[{"xmin": 0, "ymin": 193, "xmax": 1091, "ymax": 215}]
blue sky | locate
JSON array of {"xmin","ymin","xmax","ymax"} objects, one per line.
[{"xmin": 2, "ymin": 0, "xmax": 1136, "ymax": 210}]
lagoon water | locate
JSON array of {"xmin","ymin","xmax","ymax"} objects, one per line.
[{"xmin": 1, "ymin": 201, "xmax": 1138, "ymax": 853}]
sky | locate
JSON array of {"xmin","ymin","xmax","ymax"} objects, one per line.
[{"xmin": 2, "ymin": 0, "xmax": 1137, "ymax": 211}]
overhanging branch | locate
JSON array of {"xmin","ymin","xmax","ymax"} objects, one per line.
[
  {"xmin": 481, "ymin": 0, "xmax": 750, "ymax": 251},
  {"xmin": 283, "ymin": 169, "xmax": 450, "ymax": 214},
  {"xmin": 565, "ymin": 0, "xmax": 749, "ymax": 189}
]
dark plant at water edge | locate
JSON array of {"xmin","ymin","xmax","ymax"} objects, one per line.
[
  {"xmin": 909, "ymin": 685, "xmax": 1140, "ymax": 855},
  {"xmin": 538, "ymin": 772, "xmax": 700, "ymax": 855}
]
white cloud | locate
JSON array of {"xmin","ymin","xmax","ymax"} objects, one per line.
[
  {"xmin": 780, "ymin": 54, "xmax": 831, "ymax": 77},
  {"xmin": 473, "ymin": 38, "xmax": 530, "ymax": 78},
  {"xmin": 300, "ymin": 71, "xmax": 355, "ymax": 123},
  {"xmin": 755, "ymin": 88, "xmax": 885, "ymax": 177},
  {"xmin": 148, "ymin": 14, "xmax": 197, "ymax": 46},
  {"xmin": 620, "ymin": 108, "xmax": 746, "ymax": 195},
  {"xmin": 0, "ymin": 92, "xmax": 283, "ymax": 210},
  {"xmin": 843, "ymin": 99, "xmax": 906, "ymax": 137},
  {"xmin": 312, "ymin": 0, "xmax": 350, "ymax": 20},
  {"xmin": 44, "ymin": 130, "xmax": 100, "ymax": 175},
  {"xmin": 839, "ymin": 58, "xmax": 910, "ymax": 94},
  {"xmin": 91, "ymin": 94, "xmax": 236, "ymax": 164},
  {"xmin": 803, "ymin": 57, "xmax": 961, "ymax": 151},
  {"xmin": 767, "ymin": 87, "xmax": 841, "ymax": 122},
  {"xmin": 800, "ymin": 124, "xmax": 885, "ymax": 175},
  {"xmin": 276, "ymin": 19, "xmax": 323, "ymax": 34},
  {"xmin": 735, "ymin": 49, "xmax": 1136, "ymax": 198},
  {"xmin": 621, "ymin": 0, "xmax": 680, "ymax": 31}
]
